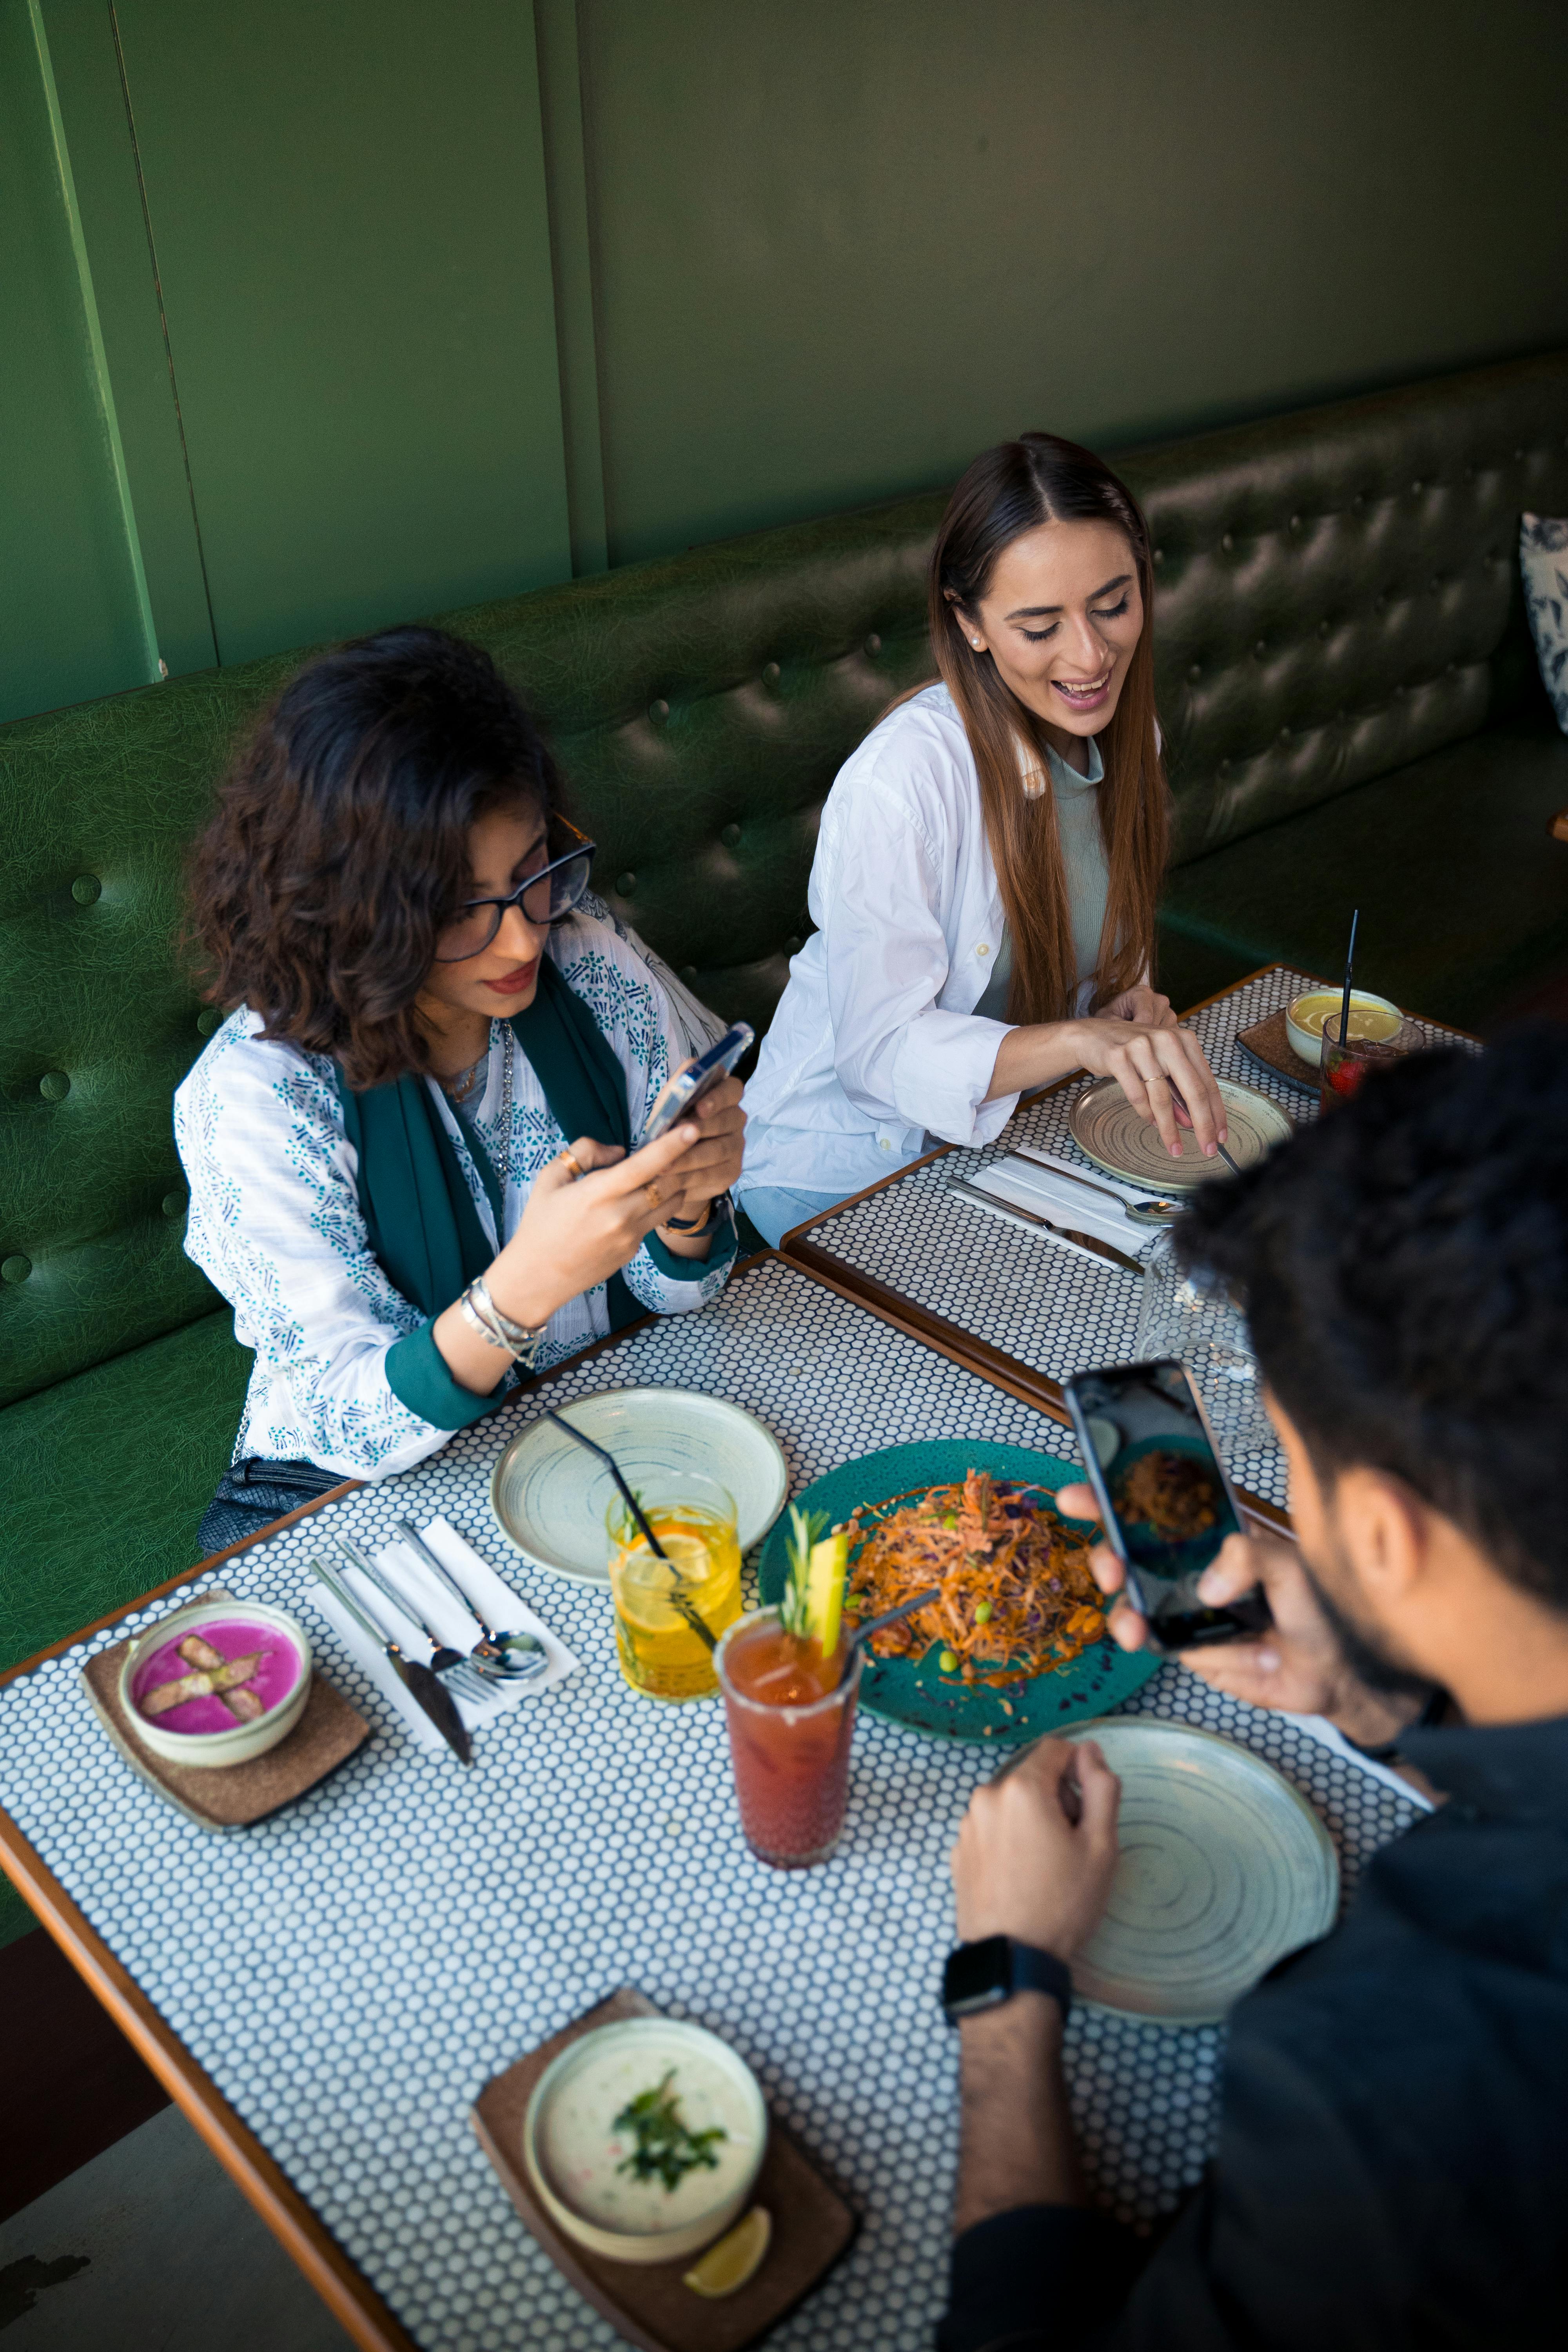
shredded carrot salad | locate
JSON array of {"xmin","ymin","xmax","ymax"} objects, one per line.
[{"xmin": 843, "ymin": 1470, "xmax": 1106, "ymax": 1686}]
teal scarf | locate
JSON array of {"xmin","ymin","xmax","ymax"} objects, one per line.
[{"xmin": 336, "ymin": 960, "xmax": 640, "ymax": 1429}]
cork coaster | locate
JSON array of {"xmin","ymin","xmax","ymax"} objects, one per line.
[
  {"xmin": 472, "ymin": 1989, "xmax": 858, "ymax": 2352},
  {"xmin": 81, "ymin": 1589, "xmax": 371, "ymax": 1830},
  {"xmin": 1234, "ymin": 1007, "xmax": 1321, "ymax": 1094}
]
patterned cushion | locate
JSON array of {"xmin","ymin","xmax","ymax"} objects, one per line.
[{"xmin": 1522, "ymin": 514, "xmax": 1568, "ymax": 734}]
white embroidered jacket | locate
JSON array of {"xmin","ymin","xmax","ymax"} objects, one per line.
[{"xmin": 173, "ymin": 912, "xmax": 731, "ymax": 1481}]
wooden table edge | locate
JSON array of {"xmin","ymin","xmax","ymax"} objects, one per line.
[{"xmin": 0, "ymin": 1811, "xmax": 417, "ymax": 2352}]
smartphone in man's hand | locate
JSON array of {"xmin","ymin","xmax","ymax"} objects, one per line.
[{"xmin": 1063, "ymin": 1358, "xmax": 1270, "ymax": 1650}]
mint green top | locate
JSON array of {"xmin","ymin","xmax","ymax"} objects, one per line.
[{"xmin": 973, "ymin": 734, "xmax": 1109, "ymax": 1020}]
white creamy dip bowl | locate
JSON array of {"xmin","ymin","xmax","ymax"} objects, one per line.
[{"xmin": 522, "ymin": 2017, "xmax": 767, "ymax": 2265}]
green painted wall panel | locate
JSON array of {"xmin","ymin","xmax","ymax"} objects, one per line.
[
  {"xmin": 42, "ymin": 0, "xmax": 217, "ymax": 679},
  {"xmin": 578, "ymin": 0, "xmax": 1568, "ymax": 564},
  {"xmin": 0, "ymin": 0, "xmax": 156, "ymax": 724},
  {"xmin": 111, "ymin": 0, "xmax": 573, "ymax": 666}
]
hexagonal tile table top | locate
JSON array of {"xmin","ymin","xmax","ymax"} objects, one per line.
[{"xmin": 0, "ymin": 1259, "xmax": 1424, "ymax": 2351}]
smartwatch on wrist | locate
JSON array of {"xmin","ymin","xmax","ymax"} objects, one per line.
[{"xmin": 942, "ymin": 1934, "xmax": 1073, "ymax": 2026}]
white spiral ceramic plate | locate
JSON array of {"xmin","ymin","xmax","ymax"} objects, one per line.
[
  {"xmin": 1063, "ymin": 1717, "xmax": 1338, "ymax": 2024},
  {"xmin": 1067, "ymin": 1075, "xmax": 1292, "ymax": 1193},
  {"xmin": 489, "ymin": 1387, "xmax": 789, "ymax": 1584}
]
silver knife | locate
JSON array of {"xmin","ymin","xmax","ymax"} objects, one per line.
[
  {"xmin": 306, "ymin": 1555, "xmax": 473, "ymax": 1765},
  {"xmin": 946, "ymin": 1179, "xmax": 1145, "ymax": 1276}
]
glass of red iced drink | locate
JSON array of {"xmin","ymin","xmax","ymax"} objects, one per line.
[{"xmin": 715, "ymin": 1607, "xmax": 862, "ymax": 1868}]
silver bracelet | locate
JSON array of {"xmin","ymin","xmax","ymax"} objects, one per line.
[{"xmin": 457, "ymin": 1277, "xmax": 547, "ymax": 1366}]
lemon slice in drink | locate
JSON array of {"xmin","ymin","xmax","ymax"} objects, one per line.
[{"xmin": 683, "ymin": 2205, "xmax": 771, "ymax": 2298}]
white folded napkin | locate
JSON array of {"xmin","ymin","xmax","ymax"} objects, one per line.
[
  {"xmin": 308, "ymin": 1514, "xmax": 579, "ymax": 1754},
  {"xmin": 965, "ymin": 1150, "xmax": 1159, "ymax": 1258}
]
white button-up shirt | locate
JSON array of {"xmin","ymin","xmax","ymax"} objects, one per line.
[{"xmin": 742, "ymin": 683, "xmax": 1103, "ymax": 1198}]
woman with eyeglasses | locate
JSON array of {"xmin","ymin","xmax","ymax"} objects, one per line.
[{"xmin": 176, "ymin": 626, "xmax": 744, "ymax": 1553}]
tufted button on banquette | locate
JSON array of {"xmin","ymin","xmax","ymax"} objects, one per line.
[
  {"xmin": 1218, "ymin": 758, "xmax": 1231, "ymax": 776},
  {"xmin": 1374, "ymin": 594, "xmax": 1387, "ymax": 614},
  {"xmin": 1288, "ymin": 514, "xmax": 1302, "ymax": 533},
  {"xmin": 1220, "ymin": 531, "xmax": 1234, "ymax": 553},
  {"xmin": 71, "ymin": 874, "xmax": 101, "ymax": 906},
  {"xmin": 2, "ymin": 1255, "xmax": 31, "ymax": 1285},
  {"xmin": 1411, "ymin": 480, "xmax": 1423, "ymax": 495},
  {"xmin": 1187, "ymin": 662, "xmax": 1201, "ymax": 682},
  {"xmin": 648, "ymin": 697, "xmax": 670, "ymax": 725},
  {"xmin": 784, "ymin": 935, "xmax": 802, "ymax": 955},
  {"xmin": 161, "ymin": 1192, "xmax": 186, "ymax": 1220},
  {"xmin": 1253, "ymin": 639, "xmax": 1267, "ymax": 659},
  {"xmin": 1515, "ymin": 449, "xmax": 1525, "ymax": 463},
  {"xmin": 39, "ymin": 1071, "xmax": 70, "ymax": 1102},
  {"xmin": 196, "ymin": 1007, "xmax": 221, "ymax": 1036},
  {"xmin": 1278, "ymin": 727, "xmax": 1290, "ymax": 743},
  {"xmin": 1317, "ymin": 618, "xmax": 1332, "ymax": 638},
  {"xmin": 1152, "ymin": 549, "xmax": 1164, "ymax": 566},
  {"xmin": 720, "ymin": 822, "xmax": 742, "ymax": 848},
  {"xmin": 863, "ymin": 633, "xmax": 882, "ymax": 656},
  {"xmin": 679, "ymin": 964, "xmax": 699, "ymax": 985},
  {"xmin": 762, "ymin": 661, "xmax": 781, "ymax": 687},
  {"xmin": 615, "ymin": 871, "xmax": 636, "ymax": 895}
]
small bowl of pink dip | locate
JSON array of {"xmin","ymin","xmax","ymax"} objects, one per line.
[{"xmin": 119, "ymin": 1599, "xmax": 312, "ymax": 1768}]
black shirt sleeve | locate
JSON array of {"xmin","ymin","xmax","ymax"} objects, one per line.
[{"xmin": 938, "ymin": 2206, "xmax": 1145, "ymax": 2352}]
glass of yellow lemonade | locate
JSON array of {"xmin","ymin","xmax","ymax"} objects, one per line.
[{"xmin": 606, "ymin": 1473, "xmax": 742, "ymax": 1701}]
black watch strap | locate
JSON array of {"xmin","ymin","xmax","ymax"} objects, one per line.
[{"xmin": 942, "ymin": 1934, "xmax": 1073, "ymax": 2025}]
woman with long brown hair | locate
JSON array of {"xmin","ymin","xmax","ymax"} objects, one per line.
[
  {"xmin": 175, "ymin": 626, "xmax": 743, "ymax": 1552},
  {"xmin": 737, "ymin": 432, "xmax": 1226, "ymax": 1245}
]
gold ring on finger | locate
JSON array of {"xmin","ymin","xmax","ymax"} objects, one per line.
[
  {"xmin": 559, "ymin": 1150, "xmax": 584, "ymax": 1180},
  {"xmin": 642, "ymin": 1179, "xmax": 662, "ymax": 1211}
]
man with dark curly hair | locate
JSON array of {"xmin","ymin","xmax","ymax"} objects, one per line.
[{"xmin": 939, "ymin": 1025, "xmax": 1568, "ymax": 2350}]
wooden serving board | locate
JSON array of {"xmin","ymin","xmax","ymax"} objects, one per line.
[
  {"xmin": 472, "ymin": 1989, "xmax": 858, "ymax": 2352},
  {"xmin": 1234, "ymin": 1007, "xmax": 1322, "ymax": 1094},
  {"xmin": 81, "ymin": 1588, "xmax": 372, "ymax": 1829}
]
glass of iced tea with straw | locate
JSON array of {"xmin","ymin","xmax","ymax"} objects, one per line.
[
  {"xmin": 607, "ymin": 1473, "xmax": 741, "ymax": 1701},
  {"xmin": 715, "ymin": 1609, "xmax": 862, "ymax": 1867}
]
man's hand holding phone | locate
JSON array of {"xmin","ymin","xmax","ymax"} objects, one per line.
[{"xmin": 1059, "ymin": 1485, "xmax": 1424, "ymax": 1746}]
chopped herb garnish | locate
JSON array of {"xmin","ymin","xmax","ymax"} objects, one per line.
[{"xmin": 613, "ymin": 2070, "xmax": 728, "ymax": 2194}]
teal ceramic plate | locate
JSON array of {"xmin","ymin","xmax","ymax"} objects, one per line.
[{"xmin": 758, "ymin": 1441, "xmax": 1158, "ymax": 1746}]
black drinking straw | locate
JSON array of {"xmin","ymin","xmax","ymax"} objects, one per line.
[
  {"xmin": 546, "ymin": 1407, "xmax": 716, "ymax": 1651},
  {"xmin": 1338, "ymin": 908, "xmax": 1361, "ymax": 1047}
]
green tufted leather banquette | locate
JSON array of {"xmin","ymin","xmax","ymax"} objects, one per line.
[{"xmin": 4, "ymin": 350, "xmax": 1567, "ymax": 1695}]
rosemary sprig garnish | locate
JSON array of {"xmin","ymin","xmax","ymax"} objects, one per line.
[{"xmin": 613, "ymin": 2070, "xmax": 728, "ymax": 2193}]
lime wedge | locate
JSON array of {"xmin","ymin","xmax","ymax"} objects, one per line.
[
  {"xmin": 683, "ymin": 2205, "xmax": 771, "ymax": 2298},
  {"xmin": 805, "ymin": 1529, "xmax": 849, "ymax": 1657}
]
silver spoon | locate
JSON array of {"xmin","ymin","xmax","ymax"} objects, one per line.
[{"xmin": 393, "ymin": 1517, "xmax": 548, "ymax": 1681}]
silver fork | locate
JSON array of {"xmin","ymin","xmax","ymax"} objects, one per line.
[{"xmin": 330, "ymin": 1534, "xmax": 494, "ymax": 1706}]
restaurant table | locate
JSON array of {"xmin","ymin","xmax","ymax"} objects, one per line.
[
  {"xmin": 782, "ymin": 963, "xmax": 1477, "ymax": 1521},
  {"xmin": 0, "ymin": 1256, "xmax": 1426, "ymax": 2352}
]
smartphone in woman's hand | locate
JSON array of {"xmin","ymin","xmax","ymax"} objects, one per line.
[{"xmin": 637, "ymin": 1024, "xmax": 753, "ymax": 1147}]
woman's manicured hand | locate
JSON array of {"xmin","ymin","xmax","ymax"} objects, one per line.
[
  {"xmin": 951, "ymin": 1736, "xmax": 1121, "ymax": 1960},
  {"xmin": 1064, "ymin": 1011, "xmax": 1228, "ymax": 1158},
  {"xmin": 653, "ymin": 1073, "xmax": 746, "ymax": 1229},
  {"xmin": 485, "ymin": 1119, "xmax": 705, "ymax": 1328}
]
